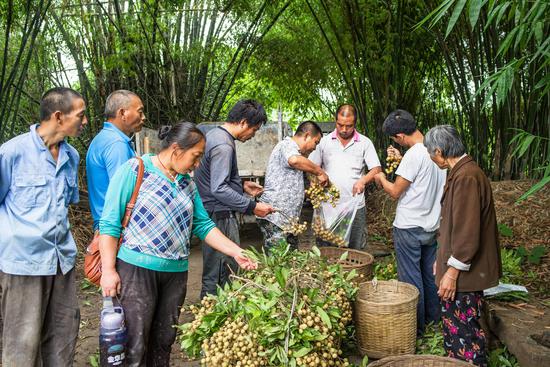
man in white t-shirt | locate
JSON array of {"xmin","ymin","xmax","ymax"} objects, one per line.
[
  {"xmin": 309, "ymin": 104, "xmax": 381, "ymax": 250},
  {"xmin": 374, "ymin": 109, "xmax": 446, "ymax": 336}
]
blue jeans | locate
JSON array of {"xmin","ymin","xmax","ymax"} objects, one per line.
[
  {"xmin": 393, "ymin": 226, "xmax": 440, "ymax": 335},
  {"xmin": 349, "ymin": 206, "xmax": 366, "ymax": 250}
]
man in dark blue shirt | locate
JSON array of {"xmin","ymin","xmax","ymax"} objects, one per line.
[{"xmin": 195, "ymin": 99, "xmax": 274, "ymax": 298}]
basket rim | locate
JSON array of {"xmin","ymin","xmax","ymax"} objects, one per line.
[
  {"xmin": 319, "ymin": 247, "xmax": 374, "ymax": 264},
  {"xmin": 355, "ymin": 280, "xmax": 419, "ymax": 306},
  {"xmin": 367, "ymin": 354, "xmax": 473, "ymax": 366}
]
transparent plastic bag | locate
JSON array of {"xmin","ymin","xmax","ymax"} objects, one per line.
[{"xmin": 312, "ymin": 195, "xmax": 362, "ymax": 247}]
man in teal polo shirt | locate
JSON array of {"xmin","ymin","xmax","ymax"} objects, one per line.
[{"xmin": 86, "ymin": 90, "xmax": 146, "ymax": 229}]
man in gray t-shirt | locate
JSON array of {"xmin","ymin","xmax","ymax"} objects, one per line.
[{"xmin": 258, "ymin": 121, "xmax": 328, "ymax": 253}]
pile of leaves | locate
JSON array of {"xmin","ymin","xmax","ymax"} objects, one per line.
[{"xmin": 178, "ymin": 244, "xmax": 359, "ymax": 367}]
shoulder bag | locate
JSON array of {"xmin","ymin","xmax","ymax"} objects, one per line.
[{"xmin": 84, "ymin": 157, "xmax": 145, "ymax": 285}]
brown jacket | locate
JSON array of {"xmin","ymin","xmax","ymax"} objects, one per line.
[{"xmin": 436, "ymin": 156, "xmax": 502, "ymax": 292}]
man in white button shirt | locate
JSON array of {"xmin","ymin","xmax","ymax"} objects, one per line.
[
  {"xmin": 374, "ymin": 109, "xmax": 446, "ymax": 336},
  {"xmin": 309, "ymin": 104, "xmax": 381, "ymax": 250}
]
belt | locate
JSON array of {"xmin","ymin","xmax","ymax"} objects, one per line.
[{"xmin": 210, "ymin": 210, "xmax": 235, "ymax": 220}]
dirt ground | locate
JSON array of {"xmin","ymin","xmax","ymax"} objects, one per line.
[{"xmin": 1, "ymin": 180, "xmax": 548, "ymax": 366}]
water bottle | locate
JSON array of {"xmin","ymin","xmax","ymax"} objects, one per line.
[{"xmin": 99, "ymin": 297, "xmax": 127, "ymax": 366}]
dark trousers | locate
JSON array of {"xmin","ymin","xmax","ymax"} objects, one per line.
[
  {"xmin": 348, "ymin": 206, "xmax": 366, "ymax": 250},
  {"xmin": 0, "ymin": 268, "xmax": 80, "ymax": 367},
  {"xmin": 200, "ymin": 213, "xmax": 239, "ymax": 299},
  {"xmin": 441, "ymin": 291, "xmax": 487, "ymax": 366},
  {"xmin": 257, "ymin": 219, "xmax": 299, "ymax": 254},
  {"xmin": 117, "ymin": 260, "xmax": 188, "ymax": 367},
  {"xmin": 393, "ymin": 226, "xmax": 440, "ymax": 335}
]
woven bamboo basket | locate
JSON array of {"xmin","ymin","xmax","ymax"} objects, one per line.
[
  {"xmin": 319, "ymin": 247, "xmax": 374, "ymax": 280},
  {"xmin": 368, "ymin": 354, "xmax": 472, "ymax": 367},
  {"xmin": 354, "ymin": 280, "xmax": 419, "ymax": 359}
]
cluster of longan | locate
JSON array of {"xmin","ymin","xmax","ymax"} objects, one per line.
[
  {"xmin": 326, "ymin": 288, "xmax": 353, "ymax": 328},
  {"xmin": 385, "ymin": 153, "xmax": 402, "ymax": 174},
  {"xmin": 312, "ymin": 218, "xmax": 346, "ymax": 247},
  {"xmin": 293, "ymin": 291, "xmax": 352, "ymax": 367},
  {"xmin": 305, "ymin": 182, "xmax": 340, "ymax": 209},
  {"xmin": 281, "ymin": 216, "xmax": 308, "ymax": 236},
  {"xmin": 188, "ymin": 297, "xmax": 216, "ymax": 333},
  {"xmin": 294, "ymin": 350, "xmax": 350, "ymax": 367},
  {"xmin": 182, "ymin": 244, "xmax": 360, "ymax": 367},
  {"xmin": 200, "ymin": 317, "xmax": 267, "ymax": 367}
]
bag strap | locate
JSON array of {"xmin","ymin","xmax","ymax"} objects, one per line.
[{"xmin": 117, "ymin": 157, "xmax": 145, "ymax": 247}]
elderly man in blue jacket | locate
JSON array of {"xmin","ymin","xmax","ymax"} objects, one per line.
[{"xmin": 0, "ymin": 87, "xmax": 87, "ymax": 366}]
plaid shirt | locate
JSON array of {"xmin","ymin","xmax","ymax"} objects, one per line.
[
  {"xmin": 100, "ymin": 155, "xmax": 215, "ymax": 272},
  {"xmin": 121, "ymin": 158, "xmax": 195, "ymax": 260}
]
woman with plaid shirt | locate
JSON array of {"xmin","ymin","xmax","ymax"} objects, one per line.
[{"xmin": 98, "ymin": 122, "xmax": 256, "ymax": 366}]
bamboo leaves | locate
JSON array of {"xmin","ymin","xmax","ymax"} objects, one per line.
[
  {"xmin": 518, "ymin": 175, "xmax": 550, "ymax": 202},
  {"xmin": 415, "ymin": 0, "xmax": 455, "ymax": 31},
  {"xmin": 468, "ymin": 0, "xmax": 485, "ymax": 28},
  {"xmin": 0, "ymin": 0, "xmax": 51, "ymax": 142},
  {"xmin": 446, "ymin": 0, "xmax": 467, "ymax": 38},
  {"xmin": 509, "ymin": 128, "xmax": 550, "ymax": 200}
]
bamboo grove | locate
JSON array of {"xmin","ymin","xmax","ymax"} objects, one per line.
[{"xmin": 0, "ymin": 0, "xmax": 548, "ymax": 189}]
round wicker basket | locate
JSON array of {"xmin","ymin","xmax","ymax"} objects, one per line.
[
  {"xmin": 367, "ymin": 354, "xmax": 473, "ymax": 366},
  {"xmin": 354, "ymin": 280, "xmax": 419, "ymax": 359},
  {"xmin": 319, "ymin": 247, "xmax": 374, "ymax": 280}
]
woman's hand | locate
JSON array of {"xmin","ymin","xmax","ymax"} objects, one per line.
[
  {"xmin": 101, "ymin": 269, "xmax": 121, "ymax": 297},
  {"xmin": 438, "ymin": 267, "xmax": 459, "ymax": 301},
  {"xmin": 234, "ymin": 251, "xmax": 258, "ymax": 270},
  {"xmin": 204, "ymin": 228, "xmax": 258, "ymax": 270}
]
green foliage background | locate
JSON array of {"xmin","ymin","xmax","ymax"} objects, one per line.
[{"xmin": 0, "ymin": 0, "xmax": 548, "ymax": 189}]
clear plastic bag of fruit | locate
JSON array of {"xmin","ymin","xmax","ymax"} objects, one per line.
[{"xmin": 312, "ymin": 195, "xmax": 362, "ymax": 247}]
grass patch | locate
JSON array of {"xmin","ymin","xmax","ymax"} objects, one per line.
[
  {"xmin": 416, "ymin": 322, "xmax": 445, "ymax": 356},
  {"xmin": 373, "ymin": 253, "xmax": 397, "ymax": 280}
]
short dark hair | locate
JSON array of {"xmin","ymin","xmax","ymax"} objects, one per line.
[
  {"xmin": 40, "ymin": 87, "xmax": 83, "ymax": 121},
  {"xmin": 382, "ymin": 109, "xmax": 417, "ymax": 136},
  {"xmin": 104, "ymin": 90, "xmax": 140, "ymax": 119},
  {"xmin": 335, "ymin": 104, "xmax": 357, "ymax": 124},
  {"xmin": 295, "ymin": 120, "xmax": 322, "ymax": 137},
  {"xmin": 227, "ymin": 99, "xmax": 267, "ymax": 127},
  {"xmin": 158, "ymin": 121, "xmax": 205, "ymax": 151}
]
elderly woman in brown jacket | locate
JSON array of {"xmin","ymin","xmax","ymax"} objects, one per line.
[{"xmin": 425, "ymin": 125, "xmax": 502, "ymax": 367}]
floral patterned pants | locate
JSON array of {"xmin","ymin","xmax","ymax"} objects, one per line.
[{"xmin": 441, "ymin": 291, "xmax": 487, "ymax": 366}]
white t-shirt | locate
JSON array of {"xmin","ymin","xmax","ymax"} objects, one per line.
[
  {"xmin": 393, "ymin": 143, "xmax": 446, "ymax": 232},
  {"xmin": 309, "ymin": 130, "xmax": 381, "ymax": 209}
]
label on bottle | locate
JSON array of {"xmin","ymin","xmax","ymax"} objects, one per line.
[{"xmin": 101, "ymin": 343, "xmax": 125, "ymax": 366}]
